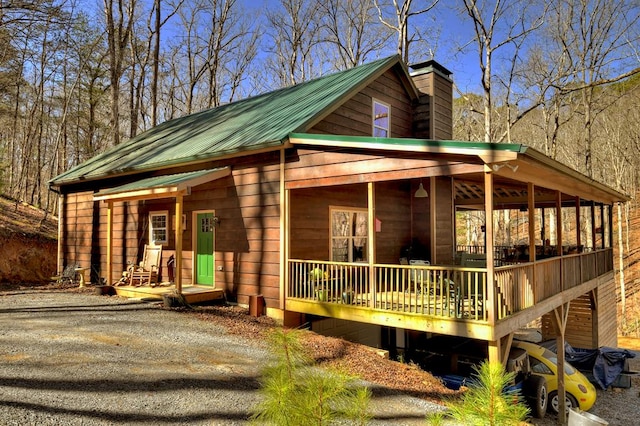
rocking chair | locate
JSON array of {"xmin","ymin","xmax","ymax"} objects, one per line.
[{"xmin": 128, "ymin": 243, "xmax": 162, "ymax": 287}]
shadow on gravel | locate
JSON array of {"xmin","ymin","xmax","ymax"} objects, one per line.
[
  {"xmin": 0, "ymin": 399, "xmax": 252, "ymax": 423},
  {"xmin": 0, "ymin": 376, "xmax": 262, "ymax": 393},
  {"xmin": 0, "ymin": 301, "xmax": 155, "ymax": 315}
]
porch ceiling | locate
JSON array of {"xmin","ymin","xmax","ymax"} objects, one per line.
[{"xmin": 454, "ymin": 177, "xmax": 576, "ymax": 210}]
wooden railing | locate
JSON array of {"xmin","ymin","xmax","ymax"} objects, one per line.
[
  {"xmin": 287, "ymin": 248, "xmax": 613, "ymax": 323},
  {"xmin": 288, "ymin": 259, "xmax": 488, "ymax": 321}
]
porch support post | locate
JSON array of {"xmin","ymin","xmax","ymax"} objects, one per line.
[
  {"xmin": 367, "ymin": 182, "xmax": 376, "ymax": 305},
  {"xmin": 483, "ymin": 168, "xmax": 496, "ymax": 325},
  {"xmin": 552, "ymin": 302, "xmax": 570, "ymax": 425},
  {"xmin": 575, "ymin": 197, "xmax": 581, "ymax": 250},
  {"xmin": 600, "ymin": 204, "xmax": 605, "ymax": 249},
  {"xmin": 528, "ymin": 183, "xmax": 537, "ymax": 302},
  {"xmin": 590, "ymin": 202, "xmax": 596, "ymax": 250},
  {"xmin": 590, "ymin": 289, "xmax": 599, "ymax": 348},
  {"xmin": 57, "ymin": 194, "xmax": 64, "ymax": 275},
  {"xmin": 107, "ymin": 201, "xmax": 113, "ymax": 286},
  {"xmin": 175, "ymin": 194, "xmax": 183, "ymax": 293},
  {"xmin": 528, "ymin": 183, "xmax": 535, "ymax": 262},
  {"xmin": 488, "ymin": 333, "xmax": 513, "ymax": 366},
  {"xmin": 280, "ymin": 148, "xmax": 288, "ymax": 311},
  {"xmin": 556, "ymin": 191, "xmax": 563, "ymax": 257}
]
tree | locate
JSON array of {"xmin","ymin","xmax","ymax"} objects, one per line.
[
  {"xmin": 103, "ymin": 0, "xmax": 135, "ymax": 146},
  {"xmin": 458, "ymin": 0, "xmax": 545, "ymax": 142},
  {"xmin": 374, "ymin": 0, "xmax": 440, "ymax": 63},
  {"xmin": 546, "ymin": 0, "xmax": 640, "ymax": 177},
  {"xmin": 320, "ymin": 0, "xmax": 392, "ymax": 70},
  {"xmin": 251, "ymin": 328, "xmax": 371, "ymax": 425},
  {"xmin": 264, "ymin": 0, "xmax": 323, "ymax": 87}
]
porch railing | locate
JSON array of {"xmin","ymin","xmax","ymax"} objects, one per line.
[
  {"xmin": 288, "ymin": 259, "xmax": 488, "ymax": 321},
  {"xmin": 288, "ymin": 248, "xmax": 613, "ymax": 323}
]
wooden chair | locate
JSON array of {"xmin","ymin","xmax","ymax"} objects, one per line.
[{"xmin": 129, "ymin": 243, "xmax": 162, "ymax": 287}]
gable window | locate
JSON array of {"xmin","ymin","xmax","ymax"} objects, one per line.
[
  {"xmin": 149, "ymin": 211, "xmax": 168, "ymax": 245},
  {"xmin": 372, "ymin": 99, "xmax": 390, "ymax": 137},
  {"xmin": 330, "ymin": 207, "xmax": 368, "ymax": 262}
]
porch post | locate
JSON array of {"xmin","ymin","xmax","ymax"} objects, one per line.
[
  {"xmin": 528, "ymin": 183, "xmax": 537, "ymax": 302},
  {"xmin": 368, "ymin": 182, "xmax": 376, "ymax": 305},
  {"xmin": 175, "ymin": 194, "xmax": 183, "ymax": 292},
  {"xmin": 590, "ymin": 202, "xmax": 596, "ymax": 250},
  {"xmin": 575, "ymin": 197, "xmax": 581, "ymax": 250},
  {"xmin": 107, "ymin": 201, "xmax": 113, "ymax": 286},
  {"xmin": 483, "ymin": 168, "xmax": 496, "ymax": 325},
  {"xmin": 57, "ymin": 194, "xmax": 64, "ymax": 275},
  {"xmin": 552, "ymin": 302, "xmax": 570, "ymax": 425},
  {"xmin": 556, "ymin": 191, "xmax": 563, "ymax": 257},
  {"xmin": 527, "ymin": 183, "xmax": 535, "ymax": 263}
]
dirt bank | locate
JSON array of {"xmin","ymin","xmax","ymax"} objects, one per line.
[{"xmin": 0, "ymin": 195, "xmax": 58, "ymax": 283}]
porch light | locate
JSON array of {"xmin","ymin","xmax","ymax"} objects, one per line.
[{"xmin": 415, "ymin": 182, "xmax": 428, "ymax": 198}]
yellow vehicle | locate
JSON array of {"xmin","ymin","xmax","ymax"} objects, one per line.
[{"xmin": 513, "ymin": 340, "xmax": 597, "ymax": 414}]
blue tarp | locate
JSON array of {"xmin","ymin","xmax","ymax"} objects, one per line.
[{"xmin": 541, "ymin": 340, "xmax": 636, "ymax": 390}]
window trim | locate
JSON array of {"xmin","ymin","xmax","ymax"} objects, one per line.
[
  {"xmin": 329, "ymin": 206, "xmax": 368, "ymax": 263},
  {"xmin": 372, "ymin": 98, "xmax": 390, "ymax": 138},
  {"xmin": 149, "ymin": 210, "xmax": 169, "ymax": 245}
]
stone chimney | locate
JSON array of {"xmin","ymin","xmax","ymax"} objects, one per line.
[{"xmin": 409, "ymin": 60, "xmax": 453, "ymax": 140}]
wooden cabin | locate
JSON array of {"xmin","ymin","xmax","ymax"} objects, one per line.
[{"xmin": 49, "ymin": 55, "xmax": 627, "ymax": 364}]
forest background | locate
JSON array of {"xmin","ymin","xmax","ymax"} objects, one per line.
[{"xmin": 2, "ymin": 0, "xmax": 640, "ymax": 333}]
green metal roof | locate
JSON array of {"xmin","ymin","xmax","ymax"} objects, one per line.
[
  {"xmin": 93, "ymin": 168, "xmax": 230, "ymax": 201},
  {"xmin": 51, "ymin": 55, "xmax": 405, "ymax": 187}
]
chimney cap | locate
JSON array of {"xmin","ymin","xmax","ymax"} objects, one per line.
[{"xmin": 409, "ymin": 60, "xmax": 452, "ymax": 79}]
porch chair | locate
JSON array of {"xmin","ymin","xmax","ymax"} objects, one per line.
[
  {"xmin": 460, "ymin": 253, "xmax": 487, "ymax": 317},
  {"xmin": 128, "ymin": 243, "xmax": 163, "ymax": 287},
  {"xmin": 408, "ymin": 259, "xmax": 430, "ymax": 293}
]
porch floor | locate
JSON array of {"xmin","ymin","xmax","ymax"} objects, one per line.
[{"xmin": 113, "ymin": 283, "xmax": 225, "ymax": 304}]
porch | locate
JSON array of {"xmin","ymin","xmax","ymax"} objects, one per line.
[
  {"xmin": 285, "ymin": 248, "xmax": 613, "ymax": 341},
  {"xmin": 114, "ymin": 284, "xmax": 225, "ymax": 304}
]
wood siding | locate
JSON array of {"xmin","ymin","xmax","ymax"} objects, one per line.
[
  {"xmin": 540, "ymin": 275, "xmax": 617, "ymax": 349},
  {"xmin": 308, "ymin": 69, "xmax": 413, "ymax": 138},
  {"xmin": 61, "ymin": 153, "xmax": 283, "ymax": 308}
]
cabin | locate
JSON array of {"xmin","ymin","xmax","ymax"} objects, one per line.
[{"xmin": 49, "ymin": 55, "xmax": 627, "ymax": 364}]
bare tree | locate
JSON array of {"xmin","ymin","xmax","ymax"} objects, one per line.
[
  {"xmin": 171, "ymin": 0, "xmax": 257, "ymax": 113},
  {"xmin": 103, "ymin": 0, "xmax": 136, "ymax": 146},
  {"xmin": 374, "ymin": 0, "xmax": 439, "ymax": 63},
  {"xmin": 264, "ymin": 0, "xmax": 323, "ymax": 87},
  {"xmin": 547, "ymin": 0, "xmax": 640, "ymax": 177},
  {"xmin": 459, "ymin": 0, "xmax": 545, "ymax": 142},
  {"xmin": 320, "ymin": 0, "xmax": 392, "ymax": 69}
]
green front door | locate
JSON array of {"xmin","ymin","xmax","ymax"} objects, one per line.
[{"xmin": 196, "ymin": 212, "xmax": 215, "ymax": 285}]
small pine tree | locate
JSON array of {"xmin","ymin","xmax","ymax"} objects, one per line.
[
  {"xmin": 251, "ymin": 328, "xmax": 371, "ymax": 426},
  {"xmin": 440, "ymin": 361, "xmax": 529, "ymax": 426}
]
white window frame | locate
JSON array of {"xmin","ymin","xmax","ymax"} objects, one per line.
[
  {"xmin": 329, "ymin": 206, "xmax": 368, "ymax": 263},
  {"xmin": 149, "ymin": 210, "xmax": 169, "ymax": 245},
  {"xmin": 372, "ymin": 99, "xmax": 390, "ymax": 138}
]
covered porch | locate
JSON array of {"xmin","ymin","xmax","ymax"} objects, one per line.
[{"xmin": 282, "ymin": 134, "xmax": 626, "ymax": 363}]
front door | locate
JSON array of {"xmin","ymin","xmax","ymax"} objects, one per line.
[{"xmin": 196, "ymin": 212, "xmax": 215, "ymax": 285}]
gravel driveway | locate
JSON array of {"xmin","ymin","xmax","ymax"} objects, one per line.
[{"xmin": 0, "ymin": 290, "xmax": 441, "ymax": 425}]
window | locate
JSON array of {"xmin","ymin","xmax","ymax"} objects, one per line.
[
  {"xmin": 330, "ymin": 207, "xmax": 368, "ymax": 262},
  {"xmin": 149, "ymin": 211, "xmax": 168, "ymax": 245},
  {"xmin": 372, "ymin": 99, "xmax": 390, "ymax": 137}
]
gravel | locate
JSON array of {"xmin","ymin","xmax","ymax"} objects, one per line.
[
  {"xmin": 0, "ymin": 290, "xmax": 445, "ymax": 425},
  {"xmin": 2, "ymin": 289, "xmax": 638, "ymax": 425}
]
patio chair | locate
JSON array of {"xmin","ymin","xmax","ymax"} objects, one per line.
[
  {"xmin": 460, "ymin": 253, "xmax": 486, "ymax": 317},
  {"xmin": 128, "ymin": 243, "xmax": 163, "ymax": 287}
]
